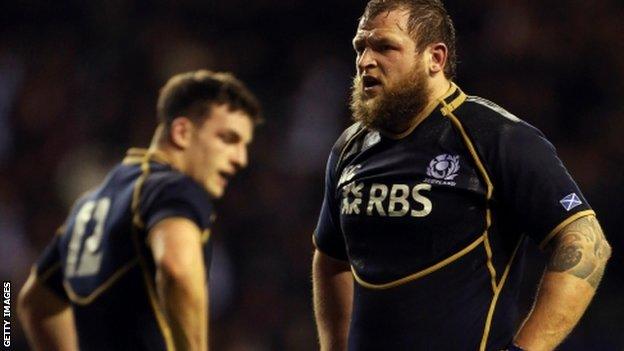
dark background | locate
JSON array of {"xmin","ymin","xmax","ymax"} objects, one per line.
[{"xmin": 1, "ymin": 1, "xmax": 623, "ymax": 350}]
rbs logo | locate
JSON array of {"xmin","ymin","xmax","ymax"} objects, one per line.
[{"xmin": 341, "ymin": 182, "xmax": 432, "ymax": 217}]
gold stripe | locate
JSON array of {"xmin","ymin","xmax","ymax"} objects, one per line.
[
  {"xmin": 131, "ymin": 157, "xmax": 151, "ymax": 229},
  {"xmin": 352, "ymin": 233, "xmax": 485, "ymax": 289},
  {"xmin": 131, "ymin": 154, "xmax": 176, "ymax": 351},
  {"xmin": 124, "ymin": 148, "xmax": 172, "ymax": 166},
  {"xmin": 479, "ymin": 235, "xmax": 525, "ymax": 351},
  {"xmin": 201, "ymin": 229, "xmax": 211, "ymax": 244},
  {"xmin": 483, "ymin": 234, "xmax": 497, "ymax": 293},
  {"xmin": 442, "ymin": 111, "xmax": 493, "ymax": 198},
  {"xmin": 63, "ymin": 258, "xmax": 139, "ymax": 305},
  {"xmin": 122, "ymin": 156, "xmax": 143, "ymax": 165},
  {"xmin": 55, "ymin": 224, "xmax": 67, "ymax": 236},
  {"xmin": 539, "ymin": 210, "xmax": 596, "ymax": 250},
  {"xmin": 440, "ymin": 86, "xmax": 467, "ymax": 116},
  {"xmin": 442, "ymin": 106, "xmax": 498, "ymax": 294},
  {"xmin": 36, "ymin": 262, "xmax": 61, "ymax": 283}
]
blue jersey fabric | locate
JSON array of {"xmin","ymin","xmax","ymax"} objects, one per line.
[
  {"xmin": 35, "ymin": 148, "xmax": 214, "ymax": 351},
  {"xmin": 314, "ymin": 84, "xmax": 594, "ymax": 350}
]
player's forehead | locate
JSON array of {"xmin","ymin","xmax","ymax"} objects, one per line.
[
  {"xmin": 353, "ymin": 9, "xmax": 411, "ymax": 43},
  {"xmin": 201, "ymin": 104, "xmax": 254, "ymax": 143}
]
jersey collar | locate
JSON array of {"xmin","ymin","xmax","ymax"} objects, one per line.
[
  {"xmin": 439, "ymin": 82, "xmax": 467, "ymax": 116},
  {"xmin": 122, "ymin": 148, "xmax": 171, "ymax": 165}
]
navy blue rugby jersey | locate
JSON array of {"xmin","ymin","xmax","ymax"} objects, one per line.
[
  {"xmin": 314, "ymin": 83, "xmax": 595, "ymax": 351},
  {"xmin": 34, "ymin": 148, "xmax": 214, "ymax": 351}
]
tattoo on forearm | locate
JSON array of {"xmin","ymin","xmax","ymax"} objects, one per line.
[{"xmin": 547, "ymin": 216, "xmax": 611, "ymax": 288}]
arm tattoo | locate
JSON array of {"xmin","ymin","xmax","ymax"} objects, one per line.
[{"xmin": 547, "ymin": 216, "xmax": 611, "ymax": 288}]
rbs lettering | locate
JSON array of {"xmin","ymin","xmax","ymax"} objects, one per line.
[{"xmin": 341, "ymin": 183, "xmax": 432, "ymax": 217}]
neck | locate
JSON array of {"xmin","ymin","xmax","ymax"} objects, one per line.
[
  {"xmin": 429, "ymin": 77, "xmax": 452, "ymax": 103},
  {"xmin": 148, "ymin": 124, "xmax": 187, "ymax": 173}
]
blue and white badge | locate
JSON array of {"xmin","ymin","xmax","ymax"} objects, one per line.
[{"xmin": 560, "ymin": 193, "xmax": 582, "ymax": 211}]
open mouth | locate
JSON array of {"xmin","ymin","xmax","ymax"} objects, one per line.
[
  {"xmin": 362, "ymin": 75, "xmax": 382, "ymax": 90},
  {"xmin": 218, "ymin": 171, "xmax": 233, "ymax": 185}
]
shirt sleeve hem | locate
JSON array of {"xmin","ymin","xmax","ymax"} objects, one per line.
[
  {"xmin": 35, "ymin": 262, "xmax": 61, "ymax": 283},
  {"xmin": 312, "ymin": 234, "xmax": 349, "ymax": 262},
  {"xmin": 538, "ymin": 210, "xmax": 596, "ymax": 250}
]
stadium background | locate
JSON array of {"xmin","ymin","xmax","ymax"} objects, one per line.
[{"xmin": 1, "ymin": 1, "xmax": 623, "ymax": 349}]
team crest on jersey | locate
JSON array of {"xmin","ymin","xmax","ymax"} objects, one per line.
[{"xmin": 424, "ymin": 154, "xmax": 460, "ymax": 186}]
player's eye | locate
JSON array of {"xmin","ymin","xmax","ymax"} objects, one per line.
[
  {"xmin": 219, "ymin": 131, "xmax": 241, "ymax": 144},
  {"xmin": 378, "ymin": 43, "xmax": 395, "ymax": 52}
]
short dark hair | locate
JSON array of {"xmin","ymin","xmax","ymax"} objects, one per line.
[
  {"xmin": 157, "ymin": 70, "xmax": 262, "ymax": 128},
  {"xmin": 361, "ymin": 0, "xmax": 457, "ymax": 80}
]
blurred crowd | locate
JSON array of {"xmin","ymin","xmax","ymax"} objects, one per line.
[{"xmin": 1, "ymin": 1, "xmax": 623, "ymax": 349}]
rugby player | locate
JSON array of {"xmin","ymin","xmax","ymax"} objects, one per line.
[
  {"xmin": 312, "ymin": 1, "xmax": 611, "ymax": 350},
  {"xmin": 18, "ymin": 70, "xmax": 261, "ymax": 351}
]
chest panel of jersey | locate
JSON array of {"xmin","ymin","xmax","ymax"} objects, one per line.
[{"xmin": 337, "ymin": 114, "xmax": 488, "ymax": 283}]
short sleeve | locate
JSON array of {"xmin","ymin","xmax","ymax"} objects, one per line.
[
  {"xmin": 314, "ymin": 150, "xmax": 349, "ymax": 261},
  {"xmin": 34, "ymin": 234, "xmax": 69, "ymax": 301},
  {"xmin": 140, "ymin": 174, "xmax": 214, "ymax": 234},
  {"xmin": 494, "ymin": 123, "xmax": 594, "ymax": 248}
]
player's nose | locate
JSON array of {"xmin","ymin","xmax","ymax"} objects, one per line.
[
  {"xmin": 231, "ymin": 145, "xmax": 248, "ymax": 171},
  {"xmin": 357, "ymin": 48, "xmax": 377, "ymax": 73}
]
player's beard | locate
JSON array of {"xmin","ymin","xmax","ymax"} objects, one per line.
[{"xmin": 350, "ymin": 64, "xmax": 431, "ymax": 134}]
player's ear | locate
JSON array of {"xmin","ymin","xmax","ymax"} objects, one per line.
[
  {"xmin": 427, "ymin": 43, "xmax": 448, "ymax": 75},
  {"xmin": 169, "ymin": 116, "xmax": 194, "ymax": 149}
]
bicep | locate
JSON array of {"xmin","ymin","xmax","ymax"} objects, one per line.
[
  {"xmin": 545, "ymin": 215, "xmax": 611, "ymax": 288},
  {"xmin": 313, "ymin": 249, "xmax": 352, "ymax": 277}
]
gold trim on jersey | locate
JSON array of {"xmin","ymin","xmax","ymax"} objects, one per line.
[
  {"xmin": 441, "ymin": 96, "xmax": 498, "ymax": 295},
  {"xmin": 479, "ymin": 235, "xmax": 525, "ymax": 351},
  {"xmin": 352, "ymin": 233, "xmax": 486, "ymax": 289},
  {"xmin": 441, "ymin": 94, "xmax": 532, "ymax": 350},
  {"xmin": 539, "ymin": 210, "xmax": 595, "ymax": 250},
  {"xmin": 131, "ymin": 155, "xmax": 151, "ymax": 229},
  {"xmin": 440, "ymin": 86, "xmax": 467, "ymax": 116},
  {"xmin": 123, "ymin": 148, "xmax": 171, "ymax": 166},
  {"xmin": 62, "ymin": 258, "xmax": 139, "ymax": 305},
  {"xmin": 201, "ymin": 229, "xmax": 211, "ymax": 244},
  {"xmin": 36, "ymin": 262, "xmax": 61, "ymax": 283},
  {"xmin": 482, "ymin": 234, "xmax": 497, "ymax": 293},
  {"xmin": 131, "ymin": 152, "xmax": 176, "ymax": 351}
]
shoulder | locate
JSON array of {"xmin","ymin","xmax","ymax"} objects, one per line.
[
  {"xmin": 327, "ymin": 122, "xmax": 368, "ymax": 175},
  {"xmin": 331, "ymin": 122, "xmax": 366, "ymax": 156},
  {"xmin": 455, "ymin": 95, "xmax": 547, "ymax": 148},
  {"xmin": 142, "ymin": 166, "xmax": 213, "ymax": 210}
]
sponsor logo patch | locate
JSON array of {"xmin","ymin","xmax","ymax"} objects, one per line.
[{"xmin": 337, "ymin": 164, "xmax": 361, "ymax": 188}]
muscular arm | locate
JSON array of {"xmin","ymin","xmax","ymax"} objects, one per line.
[
  {"xmin": 18, "ymin": 270, "xmax": 78, "ymax": 351},
  {"xmin": 514, "ymin": 215, "xmax": 611, "ymax": 351},
  {"xmin": 148, "ymin": 217, "xmax": 208, "ymax": 351},
  {"xmin": 313, "ymin": 249, "xmax": 353, "ymax": 351}
]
